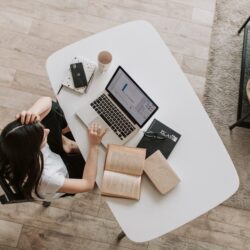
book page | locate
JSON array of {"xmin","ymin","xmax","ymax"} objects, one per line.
[
  {"xmin": 105, "ymin": 144, "xmax": 146, "ymax": 176},
  {"xmin": 101, "ymin": 171, "xmax": 141, "ymax": 200}
]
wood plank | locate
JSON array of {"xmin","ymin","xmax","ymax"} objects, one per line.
[
  {"xmin": 208, "ymin": 205, "xmax": 250, "ymax": 230},
  {"xmin": 71, "ymin": 189, "xmax": 102, "ymax": 217},
  {"xmin": 181, "ymin": 55, "xmax": 208, "ymax": 77},
  {"xmin": 0, "ymin": 66, "xmax": 16, "ymax": 83},
  {"xmin": 0, "ymin": 202, "xmax": 148, "ymax": 250},
  {"xmin": 0, "ymin": 28, "xmax": 65, "ymax": 58},
  {"xmin": 0, "ymin": 10, "xmax": 32, "ymax": 34},
  {"xmin": 0, "ymin": 0, "xmax": 120, "ymax": 34},
  {"xmin": 18, "ymin": 225, "xmax": 131, "ymax": 250},
  {"xmin": 170, "ymin": 0, "xmax": 216, "ymax": 12},
  {"xmin": 0, "ymin": 245, "xmax": 21, "ymax": 250},
  {"xmin": 162, "ymin": 32, "xmax": 210, "ymax": 60},
  {"xmin": 0, "ymin": 203, "xmax": 112, "ymax": 243},
  {"xmin": 38, "ymin": 196, "xmax": 75, "ymax": 211},
  {"xmin": 0, "ymin": 220, "xmax": 22, "ymax": 247},
  {"xmin": 29, "ymin": 19, "xmax": 92, "ymax": 44},
  {"xmin": 87, "ymin": 0, "xmax": 166, "ymax": 31},
  {"xmin": 97, "ymin": 198, "xmax": 116, "ymax": 221},
  {"xmin": 185, "ymin": 73, "xmax": 205, "ymax": 101},
  {"xmin": 149, "ymin": 233, "xmax": 236, "ymax": 250},
  {"xmin": 34, "ymin": 0, "xmax": 89, "ymax": 10},
  {"xmin": 0, "ymin": 106, "xmax": 19, "ymax": 131},
  {"xmin": 171, "ymin": 51, "xmax": 183, "ymax": 66},
  {"xmin": 133, "ymin": 0, "xmax": 216, "ymax": 12},
  {"xmin": 192, "ymin": 8, "xmax": 214, "ymax": 26},
  {"xmin": 87, "ymin": 0, "xmax": 212, "ymax": 45},
  {"xmin": 102, "ymin": 0, "xmax": 194, "ymax": 22},
  {"xmin": 0, "ymin": 86, "xmax": 40, "ymax": 111},
  {"xmin": 0, "ymin": 48, "xmax": 47, "ymax": 76},
  {"xmin": 12, "ymin": 70, "xmax": 54, "ymax": 97},
  {"xmin": 171, "ymin": 215, "xmax": 250, "ymax": 249}
]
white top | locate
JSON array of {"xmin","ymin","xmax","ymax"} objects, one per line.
[
  {"xmin": 35, "ymin": 143, "xmax": 68, "ymax": 200},
  {"xmin": 46, "ymin": 20, "xmax": 239, "ymax": 242}
]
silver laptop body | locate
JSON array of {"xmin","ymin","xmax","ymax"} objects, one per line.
[{"xmin": 76, "ymin": 66, "xmax": 158, "ymax": 147}]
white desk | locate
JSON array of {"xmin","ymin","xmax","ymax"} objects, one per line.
[{"xmin": 46, "ymin": 21, "xmax": 239, "ymax": 242}]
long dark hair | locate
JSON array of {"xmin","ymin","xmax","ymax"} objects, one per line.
[{"xmin": 0, "ymin": 120, "xmax": 44, "ymax": 199}]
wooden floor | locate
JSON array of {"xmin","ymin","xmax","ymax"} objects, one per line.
[{"xmin": 1, "ymin": 0, "xmax": 250, "ymax": 249}]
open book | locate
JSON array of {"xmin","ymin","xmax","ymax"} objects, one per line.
[{"xmin": 101, "ymin": 144, "xmax": 146, "ymax": 200}]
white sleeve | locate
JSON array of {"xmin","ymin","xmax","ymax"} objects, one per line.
[{"xmin": 39, "ymin": 174, "xmax": 65, "ymax": 196}]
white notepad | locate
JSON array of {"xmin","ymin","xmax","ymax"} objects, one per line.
[{"xmin": 61, "ymin": 56, "xmax": 96, "ymax": 94}]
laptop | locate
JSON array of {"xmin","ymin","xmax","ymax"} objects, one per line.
[{"xmin": 76, "ymin": 66, "xmax": 158, "ymax": 147}]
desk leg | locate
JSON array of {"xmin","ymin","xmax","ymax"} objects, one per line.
[
  {"xmin": 238, "ymin": 16, "xmax": 250, "ymax": 34},
  {"xmin": 117, "ymin": 231, "xmax": 126, "ymax": 241},
  {"xmin": 229, "ymin": 111, "xmax": 250, "ymax": 130}
]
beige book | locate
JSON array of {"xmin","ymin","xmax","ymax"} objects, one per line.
[
  {"xmin": 144, "ymin": 150, "xmax": 180, "ymax": 194},
  {"xmin": 101, "ymin": 144, "xmax": 146, "ymax": 200}
]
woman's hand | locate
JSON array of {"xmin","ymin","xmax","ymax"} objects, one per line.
[
  {"xmin": 88, "ymin": 123, "xmax": 107, "ymax": 147},
  {"xmin": 15, "ymin": 110, "xmax": 41, "ymax": 125}
]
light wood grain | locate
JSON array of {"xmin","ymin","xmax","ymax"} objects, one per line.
[
  {"xmin": 148, "ymin": 233, "xmax": 236, "ymax": 250},
  {"xmin": 0, "ymin": 66, "xmax": 16, "ymax": 83},
  {"xmin": 0, "ymin": 246, "xmax": 21, "ymax": 250},
  {"xmin": 0, "ymin": 220, "xmax": 22, "ymax": 247},
  {"xmin": 0, "ymin": 106, "xmax": 19, "ymax": 131},
  {"xmin": 71, "ymin": 189, "xmax": 102, "ymax": 217},
  {"xmin": 18, "ymin": 225, "xmax": 131, "ymax": 250},
  {"xmin": 0, "ymin": 86, "xmax": 40, "ymax": 110},
  {"xmin": 0, "ymin": 47, "xmax": 47, "ymax": 76},
  {"xmin": 0, "ymin": 28, "xmax": 65, "ymax": 58},
  {"xmin": 0, "ymin": 10, "xmax": 32, "ymax": 34},
  {"xmin": 182, "ymin": 55, "xmax": 208, "ymax": 77},
  {"xmin": 172, "ymin": 216, "xmax": 250, "ymax": 249},
  {"xmin": 185, "ymin": 73, "xmax": 206, "ymax": 101},
  {"xmin": 162, "ymin": 32, "xmax": 210, "ymax": 60},
  {"xmin": 29, "ymin": 19, "xmax": 92, "ymax": 44},
  {"xmin": 192, "ymin": 8, "xmax": 214, "ymax": 26},
  {"xmin": 12, "ymin": 70, "xmax": 54, "ymax": 97}
]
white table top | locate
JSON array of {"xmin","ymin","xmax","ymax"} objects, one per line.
[{"xmin": 46, "ymin": 20, "xmax": 239, "ymax": 242}]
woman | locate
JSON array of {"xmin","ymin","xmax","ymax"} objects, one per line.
[{"xmin": 0, "ymin": 96, "xmax": 106, "ymax": 200}]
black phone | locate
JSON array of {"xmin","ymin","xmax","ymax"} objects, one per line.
[{"xmin": 70, "ymin": 62, "xmax": 87, "ymax": 88}]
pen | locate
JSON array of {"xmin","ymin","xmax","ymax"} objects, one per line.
[
  {"xmin": 57, "ymin": 84, "xmax": 63, "ymax": 95},
  {"xmin": 84, "ymin": 72, "xmax": 95, "ymax": 94}
]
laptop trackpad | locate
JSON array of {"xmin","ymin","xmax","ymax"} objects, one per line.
[{"xmin": 88, "ymin": 117, "xmax": 109, "ymax": 130}]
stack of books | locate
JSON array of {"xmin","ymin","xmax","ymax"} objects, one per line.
[{"xmin": 101, "ymin": 143, "xmax": 181, "ymax": 200}]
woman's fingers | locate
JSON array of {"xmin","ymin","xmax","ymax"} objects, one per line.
[
  {"xmin": 88, "ymin": 123, "xmax": 107, "ymax": 146},
  {"xmin": 25, "ymin": 112, "xmax": 32, "ymax": 124},
  {"xmin": 30, "ymin": 113, "xmax": 40, "ymax": 123},
  {"xmin": 15, "ymin": 110, "xmax": 40, "ymax": 124},
  {"xmin": 20, "ymin": 111, "xmax": 26, "ymax": 124}
]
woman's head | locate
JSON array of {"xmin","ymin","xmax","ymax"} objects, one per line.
[{"xmin": 0, "ymin": 120, "xmax": 49, "ymax": 199}]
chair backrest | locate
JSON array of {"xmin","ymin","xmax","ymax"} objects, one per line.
[{"xmin": 0, "ymin": 170, "xmax": 31, "ymax": 204}]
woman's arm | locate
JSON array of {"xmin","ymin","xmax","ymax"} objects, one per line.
[
  {"xmin": 16, "ymin": 96, "xmax": 52, "ymax": 124},
  {"xmin": 58, "ymin": 124, "xmax": 107, "ymax": 193}
]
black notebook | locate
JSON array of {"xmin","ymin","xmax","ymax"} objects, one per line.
[{"xmin": 137, "ymin": 119, "xmax": 181, "ymax": 159}]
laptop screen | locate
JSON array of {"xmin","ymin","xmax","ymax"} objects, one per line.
[{"xmin": 106, "ymin": 66, "xmax": 158, "ymax": 127}]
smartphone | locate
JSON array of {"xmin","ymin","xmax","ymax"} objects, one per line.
[{"xmin": 70, "ymin": 62, "xmax": 87, "ymax": 88}]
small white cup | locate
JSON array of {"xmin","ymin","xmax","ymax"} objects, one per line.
[{"xmin": 98, "ymin": 51, "xmax": 112, "ymax": 72}]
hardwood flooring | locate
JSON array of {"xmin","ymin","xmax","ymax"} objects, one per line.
[{"xmin": 1, "ymin": 1, "xmax": 250, "ymax": 249}]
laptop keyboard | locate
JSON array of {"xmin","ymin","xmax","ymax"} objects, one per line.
[{"xmin": 90, "ymin": 94, "xmax": 136, "ymax": 140}]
